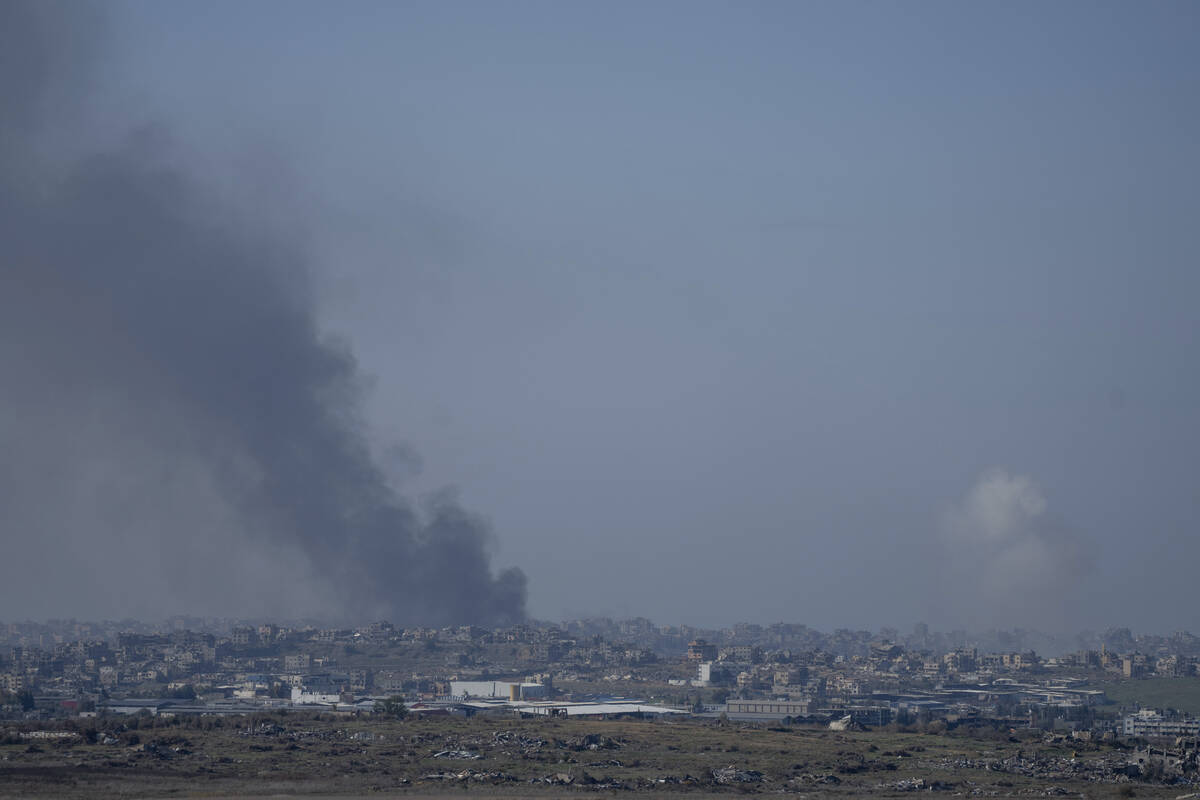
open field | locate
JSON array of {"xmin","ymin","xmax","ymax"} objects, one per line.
[
  {"xmin": 1097, "ymin": 679, "xmax": 1200, "ymax": 716},
  {"xmin": 2, "ymin": 712, "xmax": 1194, "ymax": 798}
]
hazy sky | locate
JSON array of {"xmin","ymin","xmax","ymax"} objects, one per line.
[{"xmin": 3, "ymin": 1, "xmax": 1198, "ymax": 632}]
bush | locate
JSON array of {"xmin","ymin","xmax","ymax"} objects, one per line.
[
  {"xmin": 923, "ymin": 720, "xmax": 948, "ymax": 735},
  {"xmin": 373, "ymin": 697, "xmax": 407, "ymax": 719}
]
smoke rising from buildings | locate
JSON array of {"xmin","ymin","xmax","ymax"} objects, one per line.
[
  {"xmin": 2, "ymin": 2, "xmax": 1196, "ymax": 633},
  {"xmin": 0, "ymin": 1, "xmax": 526, "ymax": 625},
  {"xmin": 941, "ymin": 469, "xmax": 1092, "ymax": 630}
]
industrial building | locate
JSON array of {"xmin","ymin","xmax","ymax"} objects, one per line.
[
  {"xmin": 724, "ymin": 698, "xmax": 810, "ymax": 721},
  {"xmin": 448, "ymin": 680, "xmax": 549, "ymax": 701}
]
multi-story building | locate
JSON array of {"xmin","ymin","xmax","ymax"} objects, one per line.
[
  {"xmin": 1123, "ymin": 710, "xmax": 1200, "ymax": 737},
  {"xmin": 1123, "ymin": 653, "xmax": 1150, "ymax": 678},
  {"xmin": 722, "ymin": 645, "xmax": 762, "ymax": 663},
  {"xmin": 283, "ymin": 654, "xmax": 311, "ymax": 673},
  {"xmin": 230, "ymin": 627, "xmax": 257, "ymax": 647}
]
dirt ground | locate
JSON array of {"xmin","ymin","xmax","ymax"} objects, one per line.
[{"xmin": 1, "ymin": 712, "xmax": 1193, "ymax": 798}]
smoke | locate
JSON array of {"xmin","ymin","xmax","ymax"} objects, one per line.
[
  {"xmin": 0, "ymin": 1, "xmax": 526, "ymax": 625},
  {"xmin": 940, "ymin": 469, "xmax": 1092, "ymax": 630}
]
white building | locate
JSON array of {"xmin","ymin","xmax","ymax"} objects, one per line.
[
  {"xmin": 291, "ymin": 673, "xmax": 350, "ymax": 705},
  {"xmin": 694, "ymin": 661, "xmax": 734, "ymax": 687},
  {"xmin": 291, "ymin": 687, "xmax": 342, "ymax": 704},
  {"xmin": 448, "ymin": 680, "xmax": 548, "ymax": 700},
  {"xmin": 1123, "ymin": 709, "xmax": 1200, "ymax": 737}
]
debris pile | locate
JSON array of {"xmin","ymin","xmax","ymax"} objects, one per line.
[
  {"xmin": 492, "ymin": 729, "xmax": 546, "ymax": 757},
  {"xmin": 655, "ymin": 774, "xmax": 703, "ymax": 785},
  {"xmin": 432, "ymin": 749, "xmax": 481, "ymax": 760},
  {"xmin": 712, "ymin": 766, "xmax": 765, "ymax": 784},
  {"xmin": 918, "ymin": 752, "xmax": 1135, "ymax": 783},
  {"xmin": 236, "ymin": 723, "xmax": 384, "ymax": 744},
  {"xmin": 418, "ymin": 769, "xmax": 518, "ymax": 783},
  {"xmin": 879, "ymin": 778, "xmax": 955, "ymax": 791},
  {"xmin": 557, "ymin": 733, "xmax": 624, "ymax": 751},
  {"xmin": 792, "ymin": 772, "xmax": 841, "ymax": 785}
]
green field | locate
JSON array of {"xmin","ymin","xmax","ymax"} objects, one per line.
[{"xmin": 1098, "ymin": 677, "xmax": 1200, "ymax": 715}]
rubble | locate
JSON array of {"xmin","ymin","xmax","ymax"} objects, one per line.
[
  {"xmin": 880, "ymin": 778, "xmax": 955, "ymax": 791},
  {"xmin": 557, "ymin": 733, "xmax": 624, "ymax": 751},
  {"xmin": 655, "ymin": 774, "xmax": 702, "ymax": 785},
  {"xmin": 829, "ymin": 714, "xmax": 866, "ymax": 732},
  {"xmin": 712, "ymin": 766, "xmax": 765, "ymax": 784},
  {"xmin": 492, "ymin": 729, "xmax": 546, "ymax": 757},
  {"xmin": 432, "ymin": 749, "xmax": 481, "ymax": 759},
  {"xmin": 235, "ymin": 723, "xmax": 386, "ymax": 744},
  {"xmin": 1131, "ymin": 738, "xmax": 1200, "ymax": 779},
  {"xmin": 419, "ymin": 768, "xmax": 517, "ymax": 782},
  {"xmin": 908, "ymin": 749, "xmax": 1200, "ymax": 788},
  {"xmin": 792, "ymin": 772, "xmax": 841, "ymax": 785}
]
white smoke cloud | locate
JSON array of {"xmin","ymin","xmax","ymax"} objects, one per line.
[{"xmin": 941, "ymin": 469, "xmax": 1092, "ymax": 629}]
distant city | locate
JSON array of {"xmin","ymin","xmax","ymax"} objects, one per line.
[{"xmin": 4, "ymin": 616, "xmax": 1199, "ymax": 741}]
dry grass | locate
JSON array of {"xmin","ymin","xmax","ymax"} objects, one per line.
[{"xmin": 0, "ymin": 713, "xmax": 1187, "ymax": 798}]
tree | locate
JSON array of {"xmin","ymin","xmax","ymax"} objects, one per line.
[
  {"xmin": 374, "ymin": 696, "xmax": 407, "ymax": 719},
  {"xmin": 17, "ymin": 690, "xmax": 35, "ymax": 711}
]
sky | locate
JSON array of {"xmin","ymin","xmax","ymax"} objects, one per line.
[{"xmin": 2, "ymin": 1, "xmax": 1198, "ymax": 633}]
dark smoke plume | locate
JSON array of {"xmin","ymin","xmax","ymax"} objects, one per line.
[{"xmin": 0, "ymin": 2, "xmax": 527, "ymax": 625}]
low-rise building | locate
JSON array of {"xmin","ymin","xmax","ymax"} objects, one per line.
[
  {"xmin": 724, "ymin": 698, "xmax": 810, "ymax": 720},
  {"xmin": 448, "ymin": 680, "xmax": 548, "ymax": 700}
]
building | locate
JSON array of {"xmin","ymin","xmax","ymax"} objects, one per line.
[
  {"xmin": 283, "ymin": 654, "xmax": 310, "ymax": 673},
  {"xmin": 724, "ymin": 698, "xmax": 810, "ymax": 721},
  {"xmin": 230, "ymin": 627, "xmax": 257, "ymax": 647},
  {"xmin": 1123, "ymin": 710, "xmax": 1200, "ymax": 737},
  {"xmin": 721, "ymin": 645, "xmax": 762, "ymax": 663},
  {"xmin": 1001, "ymin": 652, "xmax": 1038, "ymax": 670},
  {"xmin": 515, "ymin": 701, "xmax": 685, "ymax": 718},
  {"xmin": 943, "ymin": 648, "xmax": 977, "ymax": 673},
  {"xmin": 374, "ymin": 670, "xmax": 406, "ymax": 693},
  {"xmin": 826, "ymin": 706, "xmax": 894, "ymax": 726},
  {"xmin": 291, "ymin": 673, "xmax": 352, "ymax": 704},
  {"xmin": 687, "ymin": 639, "xmax": 717, "ymax": 661},
  {"xmin": 448, "ymin": 680, "xmax": 548, "ymax": 700},
  {"xmin": 1123, "ymin": 654, "xmax": 1150, "ymax": 679},
  {"xmin": 695, "ymin": 661, "xmax": 735, "ymax": 687},
  {"xmin": 870, "ymin": 642, "xmax": 903, "ymax": 660},
  {"xmin": 773, "ymin": 667, "xmax": 807, "ymax": 687}
]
